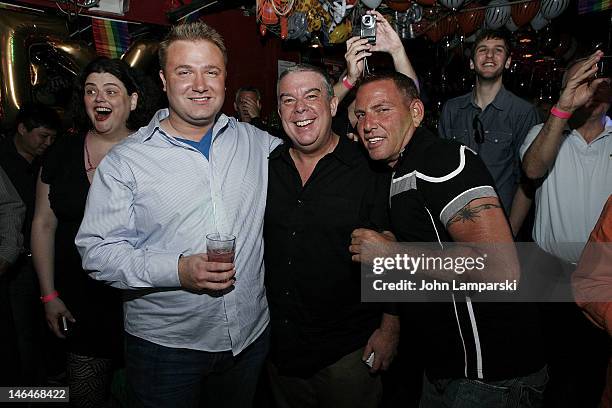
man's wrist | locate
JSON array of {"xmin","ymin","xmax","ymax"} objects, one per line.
[
  {"xmin": 389, "ymin": 46, "xmax": 405, "ymax": 59},
  {"xmin": 342, "ymin": 76, "xmax": 356, "ymax": 90},
  {"xmin": 551, "ymin": 105, "xmax": 572, "ymax": 119},
  {"xmin": 380, "ymin": 313, "xmax": 400, "ymax": 333}
]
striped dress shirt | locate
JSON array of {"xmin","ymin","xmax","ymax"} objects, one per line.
[{"xmin": 76, "ymin": 109, "xmax": 281, "ymax": 355}]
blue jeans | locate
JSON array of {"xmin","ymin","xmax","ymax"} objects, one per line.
[
  {"xmin": 125, "ymin": 325, "xmax": 270, "ymax": 408},
  {"xmin": 419, "ymin": 366, "xmax": 548, "ymax": 408}
]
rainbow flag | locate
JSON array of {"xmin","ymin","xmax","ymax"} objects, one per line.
[
  {"xmin": 578, "ymin": 0, "xmax": 611, "ymax": 14},
  {"xmin": 92, "ymin": 19, "xmax": 131, "ymax": 58}
]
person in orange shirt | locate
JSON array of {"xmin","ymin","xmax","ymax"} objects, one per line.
[{"xmin": 573, "ymin": 195, "xmax": 612, "ymax": 408}]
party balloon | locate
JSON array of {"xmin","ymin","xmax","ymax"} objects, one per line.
[
  {"xmin": 307, "ymin": 9, "xmax": 322, "ymax": 31},
  {"xmin": 260, "ymin": 24, "xmax": 268, "ymax": 36},
  {"xmin": 386, "ymin": 0, "xmax": 412, "ymax": 11},
  {"xmin": 505, "ymin": 17, "xmax": 519, "ymax": 31},
  {"xmin": 329, "ymin": 20, "xmax": 352, "ymax": 43},
  {"xmin": 288, "ymin": 12, "xmax": 308, "ymax": 39},
  {"xmin": 439, "ymin": 0, "xmax": 465, "ymax": 11},
  {"xmin": 485, "ymin": 0, "xmax": 510, "ymax": 29},
  {"xmin": 280, "ymin": 16, "xmax": 289, "ymax": 39},
  {"xmin": 540, "ymin": 0, "xmax": 569, "ymax": 19},
  {"xmin": 407, "ymin": 3, "xmax": 423, "ymax": 22},
  {"xmin": 416, "ymin": 0, "xmax": 436, "ymax": 6},
  {"xmin": 332, "ymin": 0, "xmax": 355, "ymax": 23},
  {"xmin": 425, "ymin": 21, "xmax": 443, "ymax": 42},
  {"xmin": 261, "ymin": 1, "xmax": 279, "ymax": 25},
  {"xmin": 122, "ymin": 40, "xmax": 159, "ymax": 71},
  {"xmin": 458, "ymin": 3, "xmax": 484, "ymax": 35},
  {"xmin": 530, "ymin": 11, "xmax": 549, "ymax": 30},
  {"xmin": 439, "ymin": 15, "xmax": 458, "ymax": 37},
  {"xmin": 511, "ymin": 0, "xmax": 540, "ymax": 27},
  {"xmin": 0, "ymin": 9, "xmax": 72, "ymax": 129},
  {"xmin": 361, "ymin": 0, "xmax": 383, "ymax": 8}
]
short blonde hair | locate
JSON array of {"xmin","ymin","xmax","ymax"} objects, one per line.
[{"xmin": 159, "ymin": 22, "xmax": 227, "ymax": 70}]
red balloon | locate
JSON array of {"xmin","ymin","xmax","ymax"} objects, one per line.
[
  {"xmin": 440, "ymin": 15, "xmax": 457, "ymax": 37},
  {"xmin": 416, "ymin": 0, "xmax": 436, "ymax": 6},
  {"xmin": 261, "ymin": 0, "xmax": 278, "ymax": 25},
  {"xmin": 511, "ymin": 0, "xmax": 540, "ymax": 27},
  {"xmin": 457, "ymin": 3, "xmax": 484, "ymax": 35},
  {"xmin": 280, "ymin": 16, "xmax": 288, "ymax": 40},
  {"xmin": 386, "ymin": 0, "xmax": 412, "ymax": 11},
  {"xmin": 426, "ymin": 21, "xmax": 443, "ymax": 43}
]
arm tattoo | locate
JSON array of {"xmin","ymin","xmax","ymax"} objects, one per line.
[{"xmin": 448, "ymin": 203, "xmax": 501, "ymax": 225}]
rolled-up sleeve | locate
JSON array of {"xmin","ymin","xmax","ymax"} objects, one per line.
[
  {"xmin": 76, "ymin": 153, "xmax": 181, "ymax": 289},
  {"xmin": 0, "ymin": 166, "xmax": 24, "ymax": 265}
]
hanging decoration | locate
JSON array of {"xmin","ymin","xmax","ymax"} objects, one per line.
[
  {"xmin": 255, "ymin": 0, "xmax": 571, "ymax": 47},
  {"xmin": 530, "ymin": 10, "xmax": 550, "ymax": 30},
  {"xmin": 439, "ymin": 0, "xmax": 465, "ymax": 11},
  {"xmin": 362, "ymin": 0, "xmax": 384, "ymax": 8},
  {"xmin": 485, "ymin": 0, "xmax": 511, "ymax": 29},
  {"xmin": 540, "ymin": 0, "xmax": 570, "ymax": 19},
  {"xmin": 510, "ymin": 0, "xmax": 540, "ymax": 26},
  {"xmin": 505, "ymin": 16, "xmax": 519, "ymax": 31},
  {"xmin": 332, "ymin": 0, "xmax": 355, "ymax": 23},
  {"xmin": 578, "ymin": 0, "xmax": 612, "ymax": 14},
  {"xmin": 386, "ymin": 0, "xmax": 412, "ymax": 11},
  {"xmin": 92, "ymin": 19, "xmax": 131, "ymax": 58},
  {"xmin": 457, "ymin": 2, "xmax": 484, "ymax": 35}
]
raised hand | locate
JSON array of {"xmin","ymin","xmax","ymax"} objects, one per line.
[
  {"xmin": 345, "ymin": 36, "xmax": 372, "ymax": 85},
  {"xmin": 557, "ymin": 50, "xmax": 610, "ymax": 113}
]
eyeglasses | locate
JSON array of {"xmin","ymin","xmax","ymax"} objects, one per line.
[{"xmin": 472, "ymin": 115, "xmax": 484, "ymax": 144}]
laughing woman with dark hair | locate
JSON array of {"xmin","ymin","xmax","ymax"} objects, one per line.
[{"xmin": 31, "ymin": 57, "xmax": 157, "ymax": 407}]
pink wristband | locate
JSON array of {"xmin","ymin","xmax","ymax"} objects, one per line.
[
  {"xmin": 550, "ymin": 106, "xmax": 572, "ymax": 119},
  {"xmin": 342, "ymin": 76, "xmax": 354, "ymax": 90},
  {"xmin": 40, "ymin": 290, "xmax": 59, "ymax": 303}
]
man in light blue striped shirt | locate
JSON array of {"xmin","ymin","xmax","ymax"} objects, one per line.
[{"xmin": 76, "ymin": 22, "xmax": 280, "ymax": 408}]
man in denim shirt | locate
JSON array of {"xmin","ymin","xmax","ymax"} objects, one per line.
[{"xmin": 438, "ymin": 29, "xmax": 539, "ymax": 236}]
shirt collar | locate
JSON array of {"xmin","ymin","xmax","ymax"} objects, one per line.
[
  {"xmin": 396, "ymin": 127, "xmax": 428, "ymax": 168},
  {"xmin": 140, "ymin": 109, "xmax": 233, "ymax": 143},
  {"xmin": 489, "ymin": 86, "xmax": 511, "ymax": 111},
  {"xmin": 460, "ymin": 85, "xmax": 510, "ymax": 111},
  {"xmin": 270, "ymin": 133, "xmax": 357, "ymax": 167}
]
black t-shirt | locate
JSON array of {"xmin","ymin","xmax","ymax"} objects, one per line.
[
  {"xmin": 0, "ymin": 137, "xmax": 41, "ymax": 250},
  {"xmin": 390, "ymin": 127, "xmax": 544, "ymax": 381},
  {"xmin": 264, "ymin": 135, "xmax": 391, "ymax": 377}
]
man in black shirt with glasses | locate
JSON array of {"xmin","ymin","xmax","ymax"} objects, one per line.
[{"xmin": 438, "ymin": 29, "xmax": 539, "ymax": 237}]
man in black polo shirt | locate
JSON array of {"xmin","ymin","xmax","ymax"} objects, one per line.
[
  {"xmin": 264, "ymin": 64, "xmax": 398, "ymax": 407},
  {"xmin": 438, "ymin": 29, "xmax": 539, "ymax": 236},
  {"xmin": 351, "ymin": 72, "xmax": 546, "ymax": 407},
  {"xmin": 0, "ymin": 103, "xmax": 60, "ymax": 385}
]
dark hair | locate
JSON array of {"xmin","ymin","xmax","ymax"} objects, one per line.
[
  {"xmin": 278, "ymin": 64, "xmax": 334, "ymax": 99},
  {"xmin": 159, "ymin": 21, "xmax": 227, "ymax": 70},
  {"xmin": 71, "ymin": 57, "xmax": 157, "ymax": 133},
  {"xmin": 235, "ymin": 86, "xmax": 261, "ymax": 104},
  {"xmin": 357, "ymin": 71, "xmax": 420, "ymax": 104},
  {"xmin": 15, "ymin": 103, "xmax": 61, "ymax": 133},
  {"xmin": 471, "ymin": 29, "xmax": 512, "ymax": 61}
]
